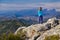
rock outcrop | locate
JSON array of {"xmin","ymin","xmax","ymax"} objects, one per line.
[
  {"xmin": 37, "ymin": 24, "xmax": 60, "ymax": 40},
  {"xmin": 14, "ymin": 27, "xmax": 26, "ymax": 35},
  {"xmin": 14, "ymin": 17, "xmax": 60, "ymax": 40}
]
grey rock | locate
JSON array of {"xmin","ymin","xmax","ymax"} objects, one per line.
[
  {"xmin": 37, "ymin": 24, "xmax": 60, "ymax": 40},
  {"xmin": 47, "ymin": 17, "xmax": 59, "ymax": 28},
  {"xmin": 14, "ymin": 17, "xmax": 60, "ymax": 40},
  {"xmin": 14, "ymin": 27, "xmax": 26, "ymax": 35}
]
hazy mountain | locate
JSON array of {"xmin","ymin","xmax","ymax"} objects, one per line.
[
  {"xmin": 0, "ymin": 8, "xmax": 60, "ymax": 17},
  {"xmin": 0, "ymin": 8, "xmax": 60, "ymax": 21}
]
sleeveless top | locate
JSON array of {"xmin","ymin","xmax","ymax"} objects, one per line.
[{"xmin": 38, "ymin": 10, "xmax": 43, "ymax": 16}]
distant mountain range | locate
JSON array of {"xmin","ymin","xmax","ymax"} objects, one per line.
[
  {"xmin": 15, "ymin": 8, "xmax": 58, "ymax": 17},
  {"xmin": 0, "ymin": 8, "xmax": 59, "ymax": 16},
  {"xmin": 0, "ymin": 8, "xmax": 60, "ymax": 21}
]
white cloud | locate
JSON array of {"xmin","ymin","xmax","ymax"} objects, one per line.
[{"xmin": 0, "ymin": 2, "xmax": 60, "ymax": 11}]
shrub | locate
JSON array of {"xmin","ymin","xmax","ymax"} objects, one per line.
[
  {"xmin": 0, "ymin": 31, "xmax": 26, "ymax": 40},
  {"xmin": 44, "ymin": 34, "xmax": 60, "ymax": 40}
]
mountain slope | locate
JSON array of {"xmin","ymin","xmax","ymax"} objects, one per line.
[{"xmin": 0, "ymin": 19, "xmax": 32, "ymax": 34}]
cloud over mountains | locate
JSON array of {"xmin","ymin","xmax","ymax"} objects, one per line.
[{"xmin": 0, "ymin": 2, "xmax": 60, "ymax": 11}]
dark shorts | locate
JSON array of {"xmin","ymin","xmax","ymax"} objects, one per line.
[{"xmin": 39, "ymin": 15, "xmax": 43, "ymax": 24}]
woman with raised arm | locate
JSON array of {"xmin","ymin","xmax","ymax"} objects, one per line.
[{"xmin": 38, "ymin": 7, "xmax": 43, "ymax": 24}]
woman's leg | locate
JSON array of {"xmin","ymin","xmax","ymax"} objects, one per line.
[
  {"xmin": 41, "ymin": 15, "xmax": 43, "ymax": 24},
  {"xmin": 39, "ymin": 15, "xmax": 43, "ymax": 24},
  {"xmin": 39, "ymin": 16, "xmax": 41, "ymax": 23}
]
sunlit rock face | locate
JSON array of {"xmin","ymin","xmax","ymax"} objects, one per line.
[
  {"xmin": 46, "ymin": 17, "xmax": 59, "ymax": 28},
  {"xmin": 37, "ymin": 24, "xmax": 60, "ymax": 40},
  {"xmin": 23, "ymin": 24, "xmax": 48, "ymax": 40},
  {"xmin": 14, "ymin": 17, "xmax": 60, "ymax": 40},
  {"xmin": 14, "ymin": 27, "xmax": 26, "ymax": 35}
]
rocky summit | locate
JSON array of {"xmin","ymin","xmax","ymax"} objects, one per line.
[{"xmin": 14, "ymin": 17, "xmax": 60, "ymax": 40}]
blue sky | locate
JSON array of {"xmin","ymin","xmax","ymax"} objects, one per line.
[
  {"xmin": 0, "ymin": 0, "xmax": 60, "ymax": 3},
  {"xmin": 0, "ymin": 0, "xmax": 60, "ymax": 11}
]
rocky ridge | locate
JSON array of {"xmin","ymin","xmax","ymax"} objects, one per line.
[{"xmin": 14, "ymin": 17, "xmax": 60, "ymax": 40}]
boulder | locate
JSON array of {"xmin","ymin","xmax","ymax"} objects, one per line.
[
  {"xmin": 37, "ymin": 24, "xmax": 60, "ymax": 40},
  {"xmin": 23, "ymin": 24, "xmax": 47, "ymax": 40},
  {"xmin": 47, "ymin": 17, "xmax": 59, "ymax": 28},
  {"xmin": 14, "ymin": 27, "xmax": 26, "ymax": 35}
]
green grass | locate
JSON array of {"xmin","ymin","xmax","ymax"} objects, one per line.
[
  {"xmin": 44, "ymin": 35, "xmax": 60, "ymax": 40},
  {"xmin": 0, "ymin": 31, "xmax": 26, "ymax": 40}
]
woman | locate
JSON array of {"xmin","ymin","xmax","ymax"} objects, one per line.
[{"xmin": 38, "ymin": 7, "xmax": 43, "ymax": 24}]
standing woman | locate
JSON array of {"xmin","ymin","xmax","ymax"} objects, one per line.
[{"xmin": 38, "ymin": 7, "xmax": 43, "ymax": 24}]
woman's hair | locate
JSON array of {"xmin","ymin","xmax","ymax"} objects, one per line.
[{"xmin": 39, "ymin": 7, "xmax": 42, "ymax": 11}]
